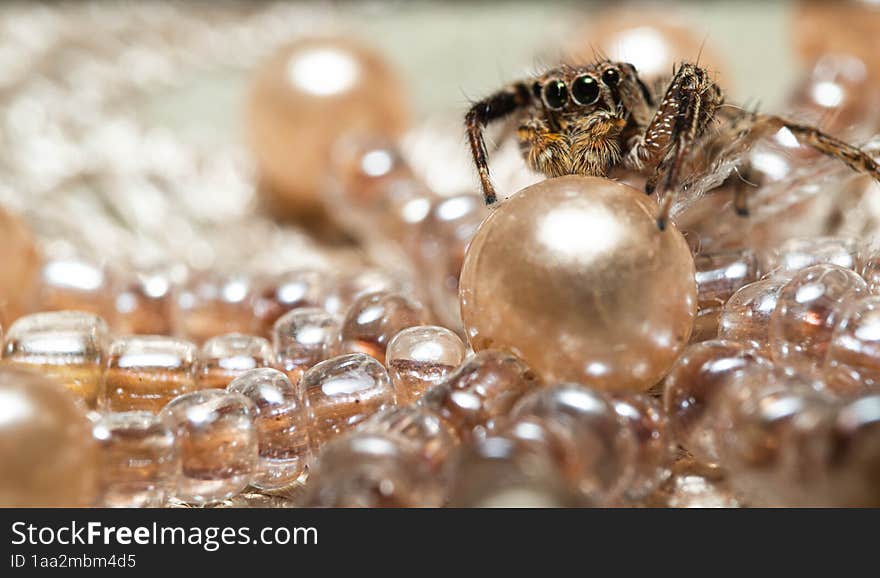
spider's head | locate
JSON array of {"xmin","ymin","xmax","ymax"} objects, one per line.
[{"xmin": 532, "ymin": 63, "xmax": 628, "ymax": 118}]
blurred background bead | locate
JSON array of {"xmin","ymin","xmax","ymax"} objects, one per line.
[
  {"xmin": 612, "ymin": 393, "xmax": 674, "ymax": 501},
  {"xmin": 91, "ymin": 411, "xmax": 178, "ymax": 508},
  {"xmin": 760, "ymin": 236, "xmax": 860, "ymax": 275},
  {"xmin": 196, "ymin": 333, "xmax": 274, "ymax": 390},
  {"xmin": 3, "ymin": 311, "xmax": 108, "ymax": 408},
  {"xmin": 0, "ymin": 366, "xmax": 98, "ymax": 507},
  {"xmin": 300, "ymin": 353, "xmax": 396, "ymax": 451},
  {"xmin": 770, "ymin": 264, "xmax": 867, "ymax": 370},
  {"xmin": 227, "ymin": 368, "xmax": 310, "ymax": 490},
  {"xmin": 273, "ymin": 307, "xmax": 338, "ymax": 384},
  {"xmin": 113, "ymin": 268, "xmax": 177, "ymax": 336},
  {"xmin": 247, "ymin": 36, "xmax": 409, "ymax": 218},
  {"xmin": 460, "ymin": 176, "xmax": 697, "ymax": 392},
  {"xmin": 693, "ymin": 249, "xmax": 759, "ymax": 342},
  {"xmin": 828, "ymin": 394, "xmax": 880, "ymax": 506},
  {"xmin": 0, "ymin": 207, "xmax": 40, "ymax": 324},
  {"xmin": 718, "ymin": 277, "xmax": 788, "ymax": 354},
  {"xmin": 363, "ymin": 405, "xmax": 458, "ymax": 474},
  {"xmin": 651, "ymin": 457, "xmax": 743, "ymax": 508},
  {"xmin": 794, "ymin": 0, "xmax": 880, "ymax": 79},
  {"xmin": 302, "ymin": 432, "xmax": 442, "ymax": 507},
  {"xmin": 509, "ymin": 384, "xmax": 635, "ymax": 504},
  {"xmin": 39, "ymin": 256, "xmax": 116, "ymax": 323},
  {"xmin": 175, "ymin": 271, "xmax": 257, "ymax": 344},
  {"xmin": 101, "ymin": 336, "xmax": 198, "ymax": 414},
  {"xmin": 323, "ymin": 269, "xmax": 411, "ymax": 316},
  {"xmin": 386, "ymin": 325, "xmax": 466, "ymax": 404},
  {"xmin": 419, "ymin": 349, "xmax": 540, "ymax": 442},
  {"xmin": 337, "ymin": 291, "xmax": 428, "ymax": 363},
  {"xmin": 160, "ymin": 389, "xmax": 257, "ymax": 504},
  {"xmin": 824, "ymin": 296, "xmax": 880, "ymax": 396},
  {"xmin": 252, "ymin": 270, "xmax": 329, "ymax": 338},
  {"xmin": 860, "ymin": 249, "xmax": 880, "ymax": 294},
  {"xmin": 663, "ymin": 340, "xmax": 773, "ymax": 465}
]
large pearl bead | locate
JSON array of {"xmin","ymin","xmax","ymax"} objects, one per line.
[
  {"xmin": 247, "ymin": 36, "xmax": 409, "ymax": 217},
  {"xmin": 459, "ymin": 176, "xmax": 696, "ymax": 392}
]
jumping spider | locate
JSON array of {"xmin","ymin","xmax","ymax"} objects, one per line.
[{"xmin": 466, "ymin": 60, "xmax": 880, "ymax": 229}]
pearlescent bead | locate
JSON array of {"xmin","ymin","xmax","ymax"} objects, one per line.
[
  {"xmin": 300, "ymin": 353, "xmax": 396, "ymax": 450},
  {"xmin": 386, "ymin": 325, "xmax": 467, "ymax": 404},
  {"xmin": 196, "ymin": 333, "xmax": 274, "ymax": 390},
  {"xmin": 113, "ymin": 269, "xmax": 177, "ymax": 336},
  {"xmin": 227, "ymin": 368, "xmax": 310, "ymax": 490},
  {"xmin": 176, "ymin": 272, "xmax": 257, "ymax": 344},
  {"xmin": 0, "ymin": 207, "xmax": 40, "ymax": 324},
  {"xmin": 509, "ymin": 384, "xmax": 635, "ymax": 504},
  {"xmin": 302, "ymin": 432, "xmax": 442, "ymax": 508},
  {"xmin": 247, "ymin": 36, "xmax": 409, "ymax": 217},
  {"xmin": 272, "ymin": 307, "xmax": 338, "ymax": 384},
  {"xmin": 693, "ymin": 249, "xmax": 759, "ymax": 342},
  {"xmin": 159, "ymin": 389, "xmax": 257, "ymax": 504},
  {"xmin": 460, "ymin": 176, "xmax": 697, "ymax": 392},
  {"xmin": 91, "ymin": 411, "xmax": 179, "ymax": 508},
  {"xmin": 824, "ymin": 296, "xmax": 880, "ymax": 396},
  {"xmin": 0, "ymin": 366, "xmax": 99, "ymax": 507},
  {"xmin": 363, "ymin": 406, "xmax": 458, "ymax": 474},
  {"xmin": 39, "ymin": 257, "xmax": 116, "ymax": 321},
  {"xmin": 418, "ymin": 349, "xmax": 540, "ymax": 442},
  {"xmin": 252, "ymin": 270, "xmax": 329, "ymax": 338},
  {"xmin": 612, "ymin": 393, "xmax": 674, "ymax": 500},
  {"xmin": 663, "ymin": 340, "xmax": 773, "ymax": 465},
  {"xmin": 3, "ymin": 311, "xmax": 108, "ymax": 408},
  {"xmin": 101, "ymin": 336, "xmax": 198, "ymax": 414},
  {"xmin": 337, "ymin": 291, "xmax": 427, "ymax": 364},
  {"xmin": 761, "ymin": 236, "xmax": 860, "ymax": 275},
  {"xmin": 718, "ymin": 277, "xmax": 788, "ymax": 354},
  {"xmin": 770, "ymin": 264, "xmax": 867, "ymax": 370},
  {"xmin": 828, "ymin": 394, "xmax": 880, "ymax": 506}
]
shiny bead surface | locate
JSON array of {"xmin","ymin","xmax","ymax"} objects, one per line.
[
  {"xmin": 101, "ymin": 336, "xmax": 198, "ymax": 414},
  {"xmin": 386, "ymin": 325, "xmax": 466, "ymax": 405},
  {"xmin": 39, "ymin": 257, "xmax": 116, "ymax": 321},
  {"xmin": 460, "ymin": 176, "xmax": 697, "ymax": 392},
  {"xmin": 159, "ymin": 389, "xmax": 257, "ymax": 504},
  {"xmin": 113, "ymin": 269, "xmax": 177, "ymax": 336},
  {"xmin": 227, "ymin": 368, "xmax": 310, "ymax": 490},
  {"xmin": 824, "ymin": 296, "xmax": 880, "ymax": 396},
  {"xmin": 337, "ymin": 291, "xmax": 427, "ymax": 364},
  {"xmin": 252, "ymin": 270, "xmax": 329, "ymax": 338},
  {"xmin": 3, "ymin": 311, "xmax": 108, "ymax": 408},
  {"xmin": 693, "ymin": 249, "xmax": 759, "ymax": 342},
  {"xmin": 300, "ymin": 353, "xmax": 396, "ymax": 451},
  {"xmin": 718, "ymin": 277, "xmax": 788, "ymax": 354},
  {"xmin": 363, "ymin": 405, "xmax": 458, "ymax": 474},
  {"xmin": 829, "ymin": 394, "xmax": 880, "ymax": 506},
  {"xmin": 272, "ymin": 307, "xmax": 338, "ymax": 384},
  {"xmin": 323, "ymin": 269, "xmax": 409, "ymax": 316},
  {"xmin": 91, "ymin": 411, "xmax": 179, "ymax": 508},
  {"xmin": 176, "ymin": 272, "xmax": 257, "ymax": 344},
  {"xmin": 612, "ymin": 393, "xmax": 674, "ymax": 500},
  {"xmin": 196, "ymin": 333, "xmax": 274, "ymax": 390},
  {"xmin": 761, "ymin": 236, "xmax": 860, "ymax": 275}
]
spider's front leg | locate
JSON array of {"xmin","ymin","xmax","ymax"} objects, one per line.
[{"xmin": 466, "ymin": 82, "xmax": 532, "ymax": 205}]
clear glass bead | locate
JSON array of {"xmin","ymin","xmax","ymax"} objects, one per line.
[
  {"xmin": 227, "ymin": 368, "xmax": 310, "ymax": 490},
  {"xmin": 113, "ymin": 268, "xmax": 177, "ymax": 336},
  {"xmin": 718, "ymin": 277, "xmax": 788, "ymax": 354},
  {"xmin": 100, "ymin": 335, "xmax": 198, "ymax": 414},
  {"xmin": 612, "ymin": 393, "xmax": 674, "ymax": 500},
  {"xmin": 828, "ymin": 394, "xmax": 880, "ymax": 506},
  {"xmin": 3, "ymin": 311, "xmax": 108, "ymax": 408},
  {"xmin": 39, "ymin": 256, "xmax": 116, "ymax": 322},
  {"xmin": 251, "ymin": 270, "xmax": 329, "ymax": 338},
  {"xmin": 196, "ymin": 333, "xmax": 274, "ymax": 389},
  {"xmin": 824, "ymin": 296, "xmax": 880, "ymax": 396},
  {"xmin": 693, "ymin": 249, "xmax": 759, "ymax": 342},
  {"xmin": 272, "ymin": 307, "xmax": 338, "ymax": 384},
  {"xmin": 385, "ymin": 325, "xmax": 466, "ymax": 404},
  {"xmin": 761, "ymin": 236, "xmax": 860, "ymax": 275},
  {"xmin": 159, "ymin": 389, "xmax": 257, "ymax": 505},
  {"xmin": 363, "ymin": 405, "xmax": 458, "ymax": 474},
  {"xmin": 323, "ymin": 269, "xmax": 410, "ymax": 316},
  {"xmin": 175, "ymin": 271, "xmax": 257, "ymax": 344},
  {"xmin": 337, "ymin": 291, "xmax": 427, "ymax": 363}
]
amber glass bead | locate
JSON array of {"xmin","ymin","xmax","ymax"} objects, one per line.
[
  {"xmin": 386, "ymin": 325, "xmax": 466, "ymax": 404},
  {"xmin": 227, "ymin": 368, "xmax": 310, "ymax": 490},
  {"xmin": 718, "ymin": 277, "xmax": 788, "ymax": 354},
  {"xmin": 761, "ymin": 236, "xmax": 860, "ymax": 275},
  {"xmin": 272, "ymin": 307, "xmax": 338, "ymax": 384},
  {"xmin": 0, "ymin": 207, "xmax": 40, "ymax": 324},
  {"xmin": 824, "ymin": 296, "xmax": 880, "ymax": 396},
  {"xmin": 176, "ymin": 272, "xmax": 257, "ymax": 344},
  {"xmin": 196, "ymin": 333, "xmax": 274, "ymax": 390},
  {"xmin": 770, "ymin": 264, "xmax": 867, "ymax": 370},
  {"xmin": 3, "ymin": 311, "xmax": 108, "ymax": 408},
  {"xmin": 113, "ymin": 268, "xmax": 176, "ymax": 335},
  {"xmin": 91, "ymin": 411, "xmax": 179, "ymax": 508},
  {"xmin": 0, "ymin": 366, "xmax": 98, "ymax": 507},
  {"xmin": 337, "ymin": 291, "xmax": 427, "ymax": 364},
  {"xmin": 363, "ymin": 405, "xmax": 459, "ymax": 474},
  {"xmin": 160, "ymin": 389, "xmax": 257, "ymax": 504},
  {"xmin": 828, "ymin": 394, "xmax": 880, "ymax": 506},
  {"xmin": 323, "ymin": 269, "xmax": 410, "ymax": 316},
  {"xmin": 100, "ymin": 335, "xmax": 198, "ymax": 414},
  {"xmin": 251, "ymin": 270, "xmax": 330, "ymax": 338},
  {"xmin": 39, "ymin": 256, "xmax": 116, "ymax": 321},
  {"xmin": 300, "ymin": 353, "xmax": 396, "ymax": 451},
  {"xmin": 612, "ymin": 393, "xmax": 674, "ymax": 500},
  {"xmin": 693, "ymin": 249, "xmax": 759, "ymax": 342}
]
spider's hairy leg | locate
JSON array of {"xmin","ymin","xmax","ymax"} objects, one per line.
[
  {"xmin": 465, "ymin": 82, "xmax": 532, "ymax": 205},
  {"xmin": 517, "ymin": 116, "xmax": 569, "ymax": 178}
]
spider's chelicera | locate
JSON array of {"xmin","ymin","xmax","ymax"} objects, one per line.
[{"xmin": 465, "ymin": 59, "xmax": 880, "ymax": 229}]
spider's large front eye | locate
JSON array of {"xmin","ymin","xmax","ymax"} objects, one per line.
[
  {"xmin": 571, "ymin": 75, "xmax": 600, "ymax": 105},
  {"xmin": 601, "ymin": 68, "xmax": 620, "ymax": 87},
  {"xmin": 542, "ymin": 79, "xmax": 568, "ymax": 110}
]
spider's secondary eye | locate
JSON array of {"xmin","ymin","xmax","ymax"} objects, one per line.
[
  {"xmin": 542, "ymin": 79, "xmax": 568, "ymax": 110},
  {"xmin": 602, "ymin": 68, "xmax": 620, "ymax": 87},
  {"xmin": 571, "ymin": 75, "xmax": 600, "ymax": 105}
]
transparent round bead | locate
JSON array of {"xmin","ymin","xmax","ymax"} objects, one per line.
[
  {"xmin": 760, "ymin": 236, "xmax": 860, "ymax": 276},
  {"xmin": 39, "ymin": 256, "xmax": 116, "ymax": 322},
  {"xmin": 386, "ymin": 325, "xmax": 466, "ymax": 404},
  {"xmin": 302, "ymin": 432, "xmax": 442, "ymax": 507},
  {"xmin": 770, "ymin": 263, "xmax": 867, "ymax": 370},
  {"xmin": 91, "ymin": 411, "xmax": 179, "ymax": 508},
  {"xmin": 860, "ymin": 249, "xmax": 880, "ymax": 294},
  {"xmin": 418, "ymin": 349, "xmax": 540, "ymax": 442},
  {"xmin": 718, "ymin": 277, "xmax": 788, "ymax": 354},
  {"xmin": 227, "ymin": 368, "xmax": 310, "ymax": 490},
  {"xmin": 612, "ymin": 393, "xmax": 674, "ymax": 500},
  {"xmin": 251, "ymin": 270, "xmax": 330, "ymax": 338},
  {"xmin": 663, "ymin": 340, "xmax": 774, "ymax": 465},
  {"xmin": 113, "ymin": 268, "xmax": 177, "ymax": 336},
  {"xmin": 510, "ymin": 384, "xmax": 635, "ymax": 504},
  {"xmin": 363, "ymin": 405, "xmax": 458, "ymax": 474},
  {"xmin": 692, "ymin": 249, "xmax": 759, "ymax": 342},
  {"xmin": 337, "ymin": 291, "xmax": 427, "ymax": 363},
  {"xmin": 323, "ymin": 269, "xmax": 411, "ymax": 316},
  {"xmin": 159, "ymin": 390, "xmax": 258, "ymax": 504},
  {"xmin": 0, "ymin": 366, "xmax": 99, "ymax": 507},
  {"xmin": 175, "ymin": 271, "xmax": 257, "ymax": 344},
  {"xmin": 196, "ymin": 333, "xmax": 274, "ymax": 390},
  {"xmin": 272, "ymin": 307, "xmax": 338, "ymax": 384},
  {"xmin": 828, "ymin": 394, "xmax": 880, "ymax": 506},
  {"xmin": 824, "ymin": 296, "xmax": 880, "ymax": 396},
  {"xmin": 300, "ymin": 353, "xmax": 396, "ymax": 451}
]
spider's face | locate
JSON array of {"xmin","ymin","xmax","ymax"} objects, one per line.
[{"xmin": 531, "ymin": 62, "xmax": 630, "ymax": 118}]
